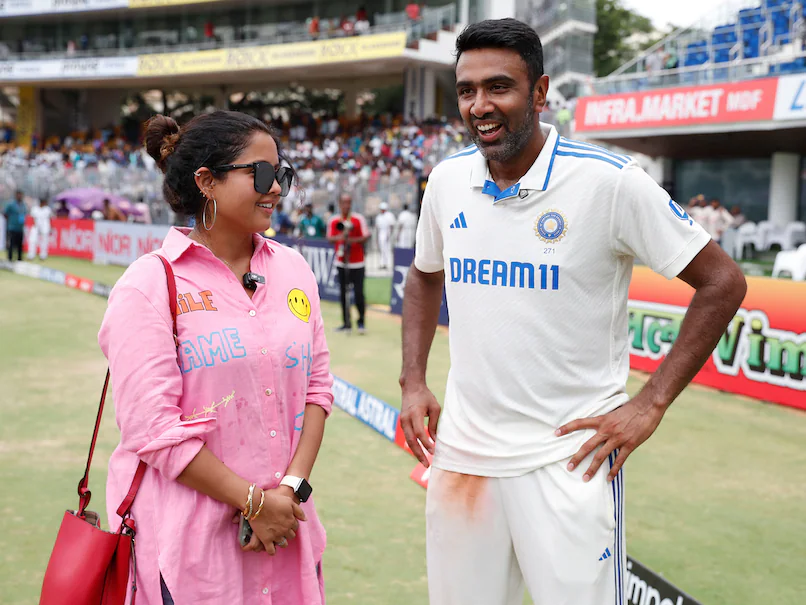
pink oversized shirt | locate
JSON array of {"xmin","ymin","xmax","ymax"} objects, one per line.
[{"xmin": 98, "ymin": 227, "xmax": 333, "ymax": 605}]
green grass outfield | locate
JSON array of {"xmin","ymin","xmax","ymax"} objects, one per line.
[
  {"xmin": 37, "ymin": 256, "xmax": 393, "ymax": 307},
  {"xmin": 1, "ymin": 258, "xmax": 805, "ymax": 605}
]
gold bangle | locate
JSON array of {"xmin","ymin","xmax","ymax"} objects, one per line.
[
  {"xmin": 249, "ymin": 488, "xmax": 265, "ymax": 521},
  {"xmin": 243, "ymin": 483, "xmax": 256, "ymax": 518}
]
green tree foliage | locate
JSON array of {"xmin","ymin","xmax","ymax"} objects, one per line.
[{"xmin": 594, "ymin": 0, "xmax": 657, "ymax": 77}]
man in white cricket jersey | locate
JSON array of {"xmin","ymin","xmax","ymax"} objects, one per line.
[
  {"xmin": 396, "ymin": 203, "xmax": 418, "ymax": 249},
  {"xmin": 28, "ymin": 198, "xmax": 52, "ymax": 260},
  {"xmin": 399, "ymin": 18, "xmax": 747, "ymax": 605},
  {"xmin": 375, "ymin": 202, "xmax": 397, "ymax": 269}
]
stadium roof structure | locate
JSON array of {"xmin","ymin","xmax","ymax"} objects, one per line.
[{"xmin": 0, "ymin": 1, "xmax": 462, "ymax": 89}]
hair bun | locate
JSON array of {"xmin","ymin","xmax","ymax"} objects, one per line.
[{"xmin": 144, "ymin": 114, "xmax": 180, "ymax": 172}]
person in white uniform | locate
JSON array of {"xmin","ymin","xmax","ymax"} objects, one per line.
[
  {"xmin": 395, "ymin": 203, "xmax": 418, "ymax": 249},
  {"xmin": 28, "ymin": 198, "xmax": 52, "ymax": 260},
  {"xmin": 399, "ymin": 18, "xmax": 748, "ymax": 605},
  {"xmin": 374, "ymin": 202, "xmax": 397, "ymax": 269}
]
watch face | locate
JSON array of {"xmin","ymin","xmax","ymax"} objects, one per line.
[{"xmin": 297, "ymin": 478, "xmax": 313, "ymax": 503}]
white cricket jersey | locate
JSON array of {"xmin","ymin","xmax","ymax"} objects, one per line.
[
  {"xmin": 375, "ymin": 212, "xmax": 396, "ymax": 239},
  {"xmin": 414, "ymin": 124, "xmax": 711, "ymax": 477},
  {"xmin": 30, "ymin": 205, "xmax": 52, "ymax": 233},
  {"xmin": 396, "ymin": 211, "xmax": 418, "ymax": 248}
]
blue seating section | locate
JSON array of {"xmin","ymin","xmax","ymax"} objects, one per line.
[
  {"xmin": 685, "ymin": 40, "xmax": 710, "ymax": 66},
  {"xmin": 772, "ymin": 57, "xmax": 806, "ymax": 73},
  {"xmin": 712, "ymin": 25, "xmax": 737, "ymax": 63},
  {"xmin": 678, "ymin": 1, "xmax": 805, "ymax": 74}
]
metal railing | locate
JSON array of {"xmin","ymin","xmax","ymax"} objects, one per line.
[
  {"xmin": 517, "ymin": 0, "xmax": 596, "ymax": 36},
  {"xmin": 0, "ymin": 4, "xmax": 458, "ymax": 63},
  {"xmin": 375, "ymin": 3, "xmax": 456, "ymax": 31},
  {"xmin": 595, "ymin": 0, "xmax": 806, "ymax": 93},
  {"xmin": 593, "ymin": 50, "xmax": 806, "ymax": 94},
  {"xmin": 544, "ymin": 34, "xmax": 595, "ymax": 78}
]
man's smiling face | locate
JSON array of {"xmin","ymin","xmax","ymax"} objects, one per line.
[{"xmin": 455, "ymin": 48, "xmax": 546, "ymax": 163}]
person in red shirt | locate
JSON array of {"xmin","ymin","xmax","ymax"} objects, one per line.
[
  {"xmin": 327, "ymin": 192, "xmax": 370, "ymax": 333},
  {"xmin": 340, "ymin": 16, "xmax": 355, "ymax": 36},
  {"xmin": 308, "ymin": 15, "xmax": 320, "ymax": 39}
]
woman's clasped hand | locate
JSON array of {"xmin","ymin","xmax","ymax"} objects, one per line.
[{"xmin": 234, "ymin": 487, "xmax": 307, "ymax": 555}]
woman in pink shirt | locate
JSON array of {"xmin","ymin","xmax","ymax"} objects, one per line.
[{"xmin": 99, "ymin": 111, "xmax": 333, "ymax": 604}]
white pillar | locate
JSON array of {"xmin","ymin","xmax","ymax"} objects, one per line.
[
  {"xmin": 344, "ymin": 88, "xmax": 359, "ymax": 119},
  {"xmin": 403, "ymin": 67, "xmax": 418, "ymax": 121},
  {"xmin": 75, "ymin": 90, "xmax": 89, "ymax": 132},
  {"xmin": 422, "ymin": 68, "xmax": 437, "ymax": 120},
  {"xmin": 484, "ymin": 0, "xmax": 516, "ymax": 19},
  {"xmin": 213, "ymin": 86, "xmax": 229, "ymax": 110},
  {"xmin": 768, "ymin": 152, "xmax": 800, "ymax": 227},
  {"xmin": 459, "ymin": 0, "xmax": 469, "ymax": 25}
]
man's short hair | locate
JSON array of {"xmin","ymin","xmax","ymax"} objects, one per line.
[{"xmin": 455, "ymin": 18, "xmax": 544, "ymax": 89}]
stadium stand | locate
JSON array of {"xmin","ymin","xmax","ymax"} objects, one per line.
[
  {"xmin": 0, "ymin": 4, "xmax": 458, "ymax": 59},
  {"xmin": 594, "ymin": 0, "xmax": 806, "ymax": 94}
]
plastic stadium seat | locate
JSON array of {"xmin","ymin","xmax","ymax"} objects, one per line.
[
  {"xmin": 748, "ymin": 221, "xmax": 779, "ymax": 253},
  {"xmin": 734, "ymin": 223, "xmax": 758, "ymax": 259},
  {"xmin": 744, "ymin": 34, "xmax": 760, "ymax": 58},
  {"xmin": 779, "ymin": 58, "xmax": 806, "ymax": 73},
  {"xmin": 772, "ymin": 244, "xmax": 806, "ymax": 280},
  {"xmin": 767, "ymin": 222, "xmax": 806, "ymax": 251}
]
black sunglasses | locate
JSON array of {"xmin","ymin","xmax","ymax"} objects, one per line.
[{"xmin": 210, "ymin": 162, "xmax": 293, "ymax": 197}]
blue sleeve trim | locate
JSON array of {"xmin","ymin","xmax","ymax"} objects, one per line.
[{"xmin": 555, "ymin": 150, "xmax": 626, "ymax": 170}]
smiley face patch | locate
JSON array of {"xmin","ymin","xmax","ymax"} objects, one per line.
[{"xmin": 287, "ymin": 289, "xmax": 311, "ymax": 323}]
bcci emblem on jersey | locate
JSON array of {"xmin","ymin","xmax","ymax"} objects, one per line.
[{"xmin": 534, "ymin": 209, "xmax": 568, "ymax": 243}]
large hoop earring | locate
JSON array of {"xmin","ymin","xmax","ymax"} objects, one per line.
[{"xmin": 202, "ymin": 198, "xmax": 217, "ymax": 231}]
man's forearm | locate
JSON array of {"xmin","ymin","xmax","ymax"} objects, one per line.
[
  {"xmin": 640, "ymin": 273, "xmax": 745, "ymax": 409},
  {"xmin": 400, "ymin": 266, "xmax": 444, "ymax": 388}
]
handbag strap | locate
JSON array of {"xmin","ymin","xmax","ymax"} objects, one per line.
[{"xmin": 77, "ymin": 253, "xmax": 179, "ymax": 521}]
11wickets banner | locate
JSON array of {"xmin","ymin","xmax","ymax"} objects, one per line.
[{"xmin": 628, "ymin": 267, "xmax": 806, "ymax": 412}]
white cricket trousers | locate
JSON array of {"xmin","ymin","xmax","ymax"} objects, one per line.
[
  {"xmin": 426, "ymin": 452, "xmax": 626, "ymax": 605},
  {"xmin": 27, "ymin": 228, "xmax": 49, "ymax": 260},
  {"xmin": 378, "ymin": 233, "xmax": 393, "ymax": 268}
]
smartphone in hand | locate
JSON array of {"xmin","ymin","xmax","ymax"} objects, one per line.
[{"xmin": 238, "ymin": 515, "xmax": 253, "ymax": 547}]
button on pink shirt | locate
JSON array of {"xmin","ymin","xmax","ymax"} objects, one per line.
[{"xmin": 99, "ymin": 227, "xmax": 333, "ymax": 605}]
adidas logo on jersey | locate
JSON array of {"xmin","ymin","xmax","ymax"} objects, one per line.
[
  {"xmin": 449, "ymin": 212, "xmax": 468, "ymax": 229},
  {"xmin": 599, "ymin": 547, "xmax": 612, "ymax": 561}
]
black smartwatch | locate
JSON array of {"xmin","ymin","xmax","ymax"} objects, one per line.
[{"xmin": 279, "ymin": 475, "xmax": 313, "ymax": 503}]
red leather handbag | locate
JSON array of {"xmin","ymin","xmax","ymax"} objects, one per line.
[{"xmin": 40, "ymin": 255, "xmax": 177, "ymax": 605}]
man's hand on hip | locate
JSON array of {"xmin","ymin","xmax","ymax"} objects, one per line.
[
  {"xmin": 400, "ymin": 384, "xmax": 441, "ymax": 467},
  {"xmin": 555, "ymin": 394, "xmax": 667, "ymax": 482}
]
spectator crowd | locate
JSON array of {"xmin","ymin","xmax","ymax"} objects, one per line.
[
  {"xmin": 2, "ymin": 112, "xmax": 466, "ymax": 269},
  {"xmin": 685, "ymin": 194, "xmax": 746, "ymax": 244}
]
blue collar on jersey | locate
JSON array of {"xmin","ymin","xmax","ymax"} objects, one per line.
[
  {"xmin": 482, "ymin": 180, "xmax": 521, "ymax": 202},
  {"xmin": 471, "ymin": 125, "xmax": 560, "ymax": 198}
]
